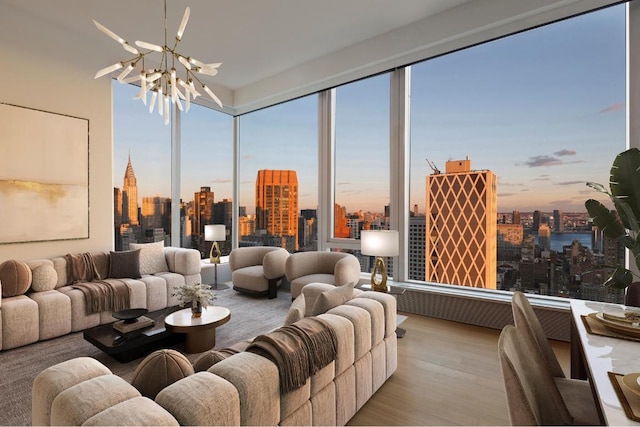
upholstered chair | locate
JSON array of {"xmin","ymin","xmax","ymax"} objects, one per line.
[
  {"xmin": 498, "ymin": 325, "xmax": 600, "ymax": 426},
  {"xmin": 285, "ymin": 251, "xmax": 361, "ymax": 299},
  {"xmin": 511, "ymin": 291, "xmax": 565, "ymax": 378},
  {"xmin": 229, "ymin": 247, "xmax": 289, "ymax": 299}
]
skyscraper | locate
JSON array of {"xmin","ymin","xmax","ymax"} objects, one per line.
[
  {"xmin": 425, "ymin": 158, "xmax": 497, "ymax": 289},
  {"xmin": 512, "ymin": 210, "xmax": 521, "ymax": 225},
  {"xmin": 194, "ymin": 186, "xmax": 214, "ymax": 237},
  {"xmin": 538, "ymin": 223, "xmax": 551, "ymax": 251},
  {"xmin": 553, "ymin": 209, "xmax": 564, "ymax": 232},
  {"xmin": 532, "ymin": 210, "xmax": 541, "ymax": 232},
  {"xmin": 256, "ymin": 169, "xmax": 299, "ymax": 251},
  {"xmin": 122, "ymin": 154, "xmax": 139, "ymax": 226}
]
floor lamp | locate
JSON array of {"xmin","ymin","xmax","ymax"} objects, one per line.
[{"xmin": 205, "ymin": 224, "xmax": 226, "ymax": 288}]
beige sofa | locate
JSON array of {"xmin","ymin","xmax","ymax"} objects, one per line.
[
  {"xmin": 286, "ymin": 251, "xmax": 362, "ymax": 299},
  {"xmin": 33, "ymin": 285, "xmax": 398, "ymax": 426},
  {"xmin": 0, "ymin": 245, "xmax": 201, "ymax": 350}
]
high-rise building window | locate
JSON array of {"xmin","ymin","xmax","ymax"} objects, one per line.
[
  {"xmin": 113, "ymin": 83, "xmax": 171, "ymax": 250},
  {"xmin": 409, "ymin": 4, "xmax": 626, "ymax": 302},
  {"xmin": 238, "ymin": 95, "xmax": 318, "ymax": 252},
  {"xmin": 181, "ymin": 104, "xmax": 233, "ymax": 257},
  {"xmin": 334, "ymin": 73, "xmax": 391, "ymax": 242}
]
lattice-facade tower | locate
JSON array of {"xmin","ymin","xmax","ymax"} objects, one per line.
[{"xmin": 425, "ymin": 158, "xmax": 497, "ymax": 289}]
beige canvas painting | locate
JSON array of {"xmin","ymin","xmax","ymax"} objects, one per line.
[{"xmin": 0, "ymin": 103, "xmax": 89, "ymax": 244}]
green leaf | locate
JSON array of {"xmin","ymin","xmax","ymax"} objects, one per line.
[
  {"xmin": 586, "ymin": 181, "xmax": 609, "ymax": 194},
  {"xmin": 604, "ymin": 266, "xmax": 634, "ymax": 289},
  {"xmin": 610, "ymin": 148, "xmax": 640, "ymax": 230},
  {"xmin": 585, "ymin": 199, "xmax": 625, "ymax": 239}
]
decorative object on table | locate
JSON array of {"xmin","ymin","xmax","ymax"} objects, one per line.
[
  {"xmin": 172, "ymin": 283, "xmax": 216, "ymax": 318},
  {"xmin": 360, "ymin": 230, "xmax": 399, "ymax": 292},
  {"xmin": 585, "ymin": 147, "xmax": 640, "ymax": 290},
  {"xmin": 112, "ymin": 308, "xmax": 153, "ymax": 333},
  {"xmin": 92, "ymin": 0, "xmax": 223, "ymax": 125},
  {"xmin": 205, "ymin": 224, "xmax": 226, "ymax": 264}
]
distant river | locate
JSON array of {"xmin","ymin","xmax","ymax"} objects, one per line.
[{"xmin": 538, "ymin": 232, "xmax": 592, "ymax": 252}]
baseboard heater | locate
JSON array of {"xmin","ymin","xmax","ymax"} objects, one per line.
[{"xmin": 395, "ymin": 287, "xmax": 571, "ymax": 342}]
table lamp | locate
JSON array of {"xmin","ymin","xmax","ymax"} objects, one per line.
[
  {"xmin": 360, "ymin": 230, "xmax": 399, "ymax": 292},
  {"xmin": 204, "ymin": 224, "xmax": 226, "ymax": 264}
]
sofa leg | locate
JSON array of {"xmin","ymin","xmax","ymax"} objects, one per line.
[{"xmin": 268, "ymin": 278, "xmax": 279, "ymax": 299}]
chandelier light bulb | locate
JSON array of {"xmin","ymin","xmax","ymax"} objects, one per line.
[
  {"xmin": 176, "ymin": 7, "xmax": 190, "ymax": 41},
  {"xmin": 95, "ymin": 62, "xmax": 123, "ymax": 79},
  {"xmin": 116, "ymin": 64, "xmax": 135, "ymax": 82},
  {"xmin": 93, "ymin": 0, "xmax": 223, "ymax": 124}
]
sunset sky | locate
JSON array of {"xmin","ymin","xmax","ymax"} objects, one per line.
[{"xmin": 114, "ymin": 3, "xmax": 625, "ymax": 216}]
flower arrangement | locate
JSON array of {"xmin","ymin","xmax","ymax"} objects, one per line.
[{"xmin": 172, "ymin": 283, "xmax": 216, "ymax": 309}]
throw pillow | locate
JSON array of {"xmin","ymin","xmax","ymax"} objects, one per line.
[
  {"xmin": 108, "ymin": 249, "xmax": 141, "ymax": 279},
  {"xmin": 310, "ymin": 283, "xmax": 355, "ymax": 316},
  {"xmin": 30, "ymin": 264, "xmax": 58, "ymax": 292},
  {"xmin": 284, "ymin": 294, "xmax": 306, "ymax": 326},
  {"xmin": 0, "ymin": 259, "xmax": 32, "ymax": 297},
  {"xmin": 129, "ymin": 241, "xmax": 169, "ymax": 275},
  {"xmin": 131, "ymin": 349, "xmax": 194, "ymax": 399}
]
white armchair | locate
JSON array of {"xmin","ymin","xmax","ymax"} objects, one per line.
[{"xmin": 229, "ymin": 247, "xmax": 290, "ymax": 299}]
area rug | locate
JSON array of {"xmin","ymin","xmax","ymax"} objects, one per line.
[{"xmin": 0, "ymin": 287, "xmax": 292, "ymax": 426}]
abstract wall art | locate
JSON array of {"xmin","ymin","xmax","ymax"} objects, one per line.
[{"xmin": 0, "ymin": 103, "xmax": 89, "ymax": 244}]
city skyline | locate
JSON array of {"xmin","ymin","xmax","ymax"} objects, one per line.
[{"xmin": 113, "ymin": 4, "xmax": 625, "ymax": 215}]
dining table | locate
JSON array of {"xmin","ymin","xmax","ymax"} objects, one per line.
[{"xmin": 570, "ymin": 298, "xmax": 640, "ymax": 426}]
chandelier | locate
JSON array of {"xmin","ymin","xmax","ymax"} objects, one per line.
[{"xmin": 93, "ymin": 0, "xmax": 222, "ymax": 125}]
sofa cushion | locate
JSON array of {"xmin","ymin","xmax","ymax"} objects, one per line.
[
  {"xmin": 311, "ymin": 283, "xmax": 355, "ymax": 316},
  {"xmin": 130, "ymin": 349, "xmax": 194, "ymax": 399},
  {"xmin": 284, "ymin": 294, "xmax": 306, "ymax": 326},
  {"xmin": 108, "ymin": 249, "xmax": 141, "ymax": 279},
  {"xmin": 0, "ymin": 259, "xmax": 32, "ymax": 297},
  {"xmin": 130, "ymin": 241, "xmax": 169, "ymax": 275}
]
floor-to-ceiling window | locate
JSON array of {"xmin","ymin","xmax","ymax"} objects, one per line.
[
  {"xmin": 181, "ymin": 104, "xmax": 234, "ymax": 257},
  {"xmin": 331, "ymin": 73, "xmax": 392, "ymax": 274},
  {"xmin": 409, "ymin": 4, "xmax": 626, "ymax": 302},
  {"xmin": 238, "ymin": 95, "xmax": 318, "ymax": 252},
  {"xmin": 113, "ymin": 82, "xmax": 171, "ymax": 250}
]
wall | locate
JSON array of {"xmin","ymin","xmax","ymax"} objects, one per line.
[{"xmin": 0, "ymin": 3, "xmax": 113, "ymax": 263}]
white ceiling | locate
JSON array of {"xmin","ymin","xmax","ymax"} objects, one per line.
[{"xmin": 1, "ymin": 0, "xmax": 621, "ymax": 114}]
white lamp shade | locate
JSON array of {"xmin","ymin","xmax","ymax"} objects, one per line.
[
  {"xmin": 360, "ymin": 230, "xmax": 399, "ymax": 257},
  {"xmin": 205, "ymin": 224, "xmax": 226, "ymax": 241}
]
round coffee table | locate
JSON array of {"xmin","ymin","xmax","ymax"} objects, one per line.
[{"xmin": 164, "ymin": 306, "xmax": 231, "ymax": 353}]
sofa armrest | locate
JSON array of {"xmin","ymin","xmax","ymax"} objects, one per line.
[
  {"xmin": 164, "ymin": 247, "xmax": 201, "ymax": 275},
  {"xmin": 334, "ymin": 254, "xmax": 361, "ymax": 286},
  {"xmin": 262, "ymin": 248, "xmax": 289, "ymax": 279},
  {"xmin": 229, "ymin": 247, "xmax": 269, "ymax": 271}
]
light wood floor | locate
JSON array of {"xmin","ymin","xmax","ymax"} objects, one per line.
[{"xmin": 348, "ymin": 312, "xmax": 571, "ymax": 426}]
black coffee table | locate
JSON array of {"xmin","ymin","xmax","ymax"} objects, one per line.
[{"xmin": 83, "ymin": 306, "xmax": 183, "ymax": 362}]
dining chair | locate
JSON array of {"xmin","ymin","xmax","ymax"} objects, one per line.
[
  {"xmin": 498, "ymin": 325, "xmax": 601, "ymax": 425},
  {"xmin": 511, "ymin": 291, "xmax": 565, "ymax": 378}
]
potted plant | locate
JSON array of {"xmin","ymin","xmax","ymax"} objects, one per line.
[
  {"xmin": 172, "ymin": 283, "xmax": 216, "ymax": 317},
  {"xmin": 585, "ymin": 147, "xmax": 640, "ymax": 289}
]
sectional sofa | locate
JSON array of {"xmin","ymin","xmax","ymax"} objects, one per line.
[
  {"xmin": 0, "ymin": 242, "xmax": 201, "ymax": 350},
  {"xmin": 33, "ymin": 284, "xmax": 398, "ymax": 426}
]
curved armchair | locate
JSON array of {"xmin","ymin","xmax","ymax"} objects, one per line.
[
  {"xmin": 285, "ymin": 251, "xmax": 361, "ymax": 298},
  {"xmin": 229, "ymin": 247, "xmax": 290, "ymax": 299}
]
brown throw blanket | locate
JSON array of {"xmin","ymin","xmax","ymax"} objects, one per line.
[
  {"xmin": 247, "ymin": 317, "xmax": 337, "ymax": 394},
  {"xmin": 66, "ymin": 252, "xmax": 130, "ymax": 315}
]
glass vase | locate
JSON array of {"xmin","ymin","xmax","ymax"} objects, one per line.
[{"xmin": 191, "ymin": 301, "xmax": 202, "ymax": 318}]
